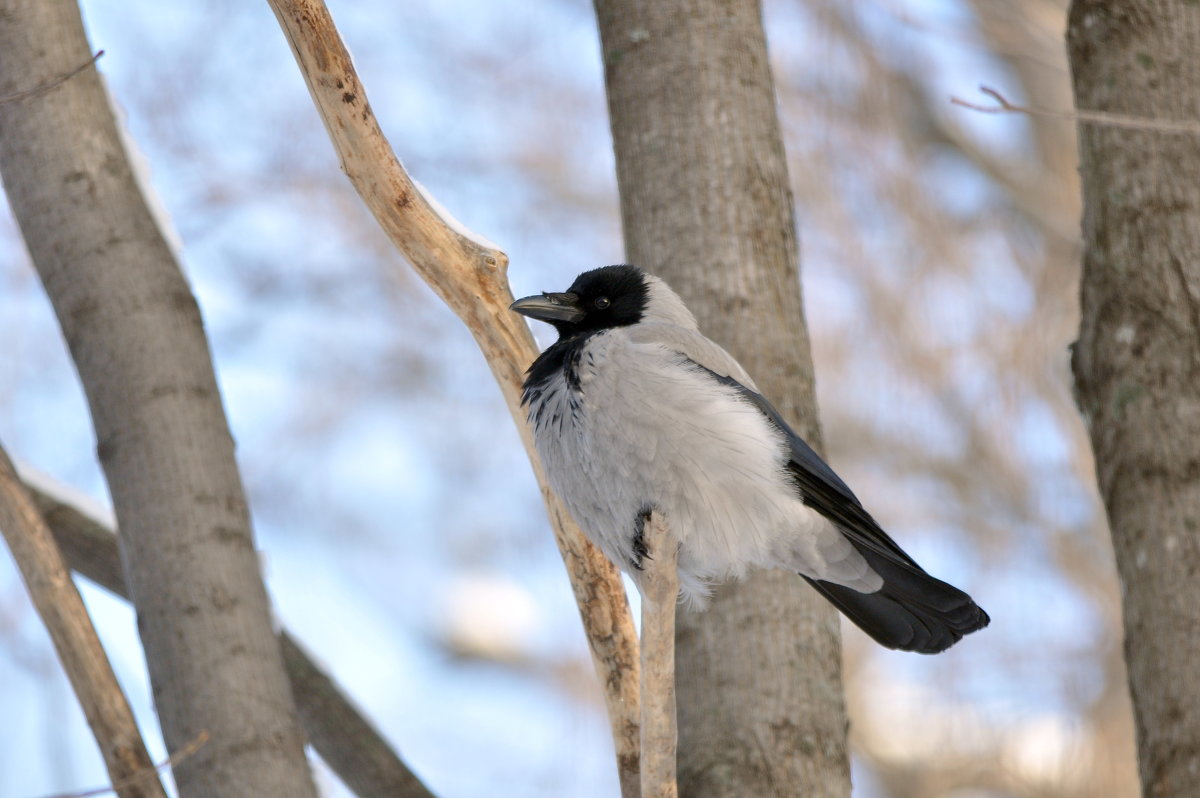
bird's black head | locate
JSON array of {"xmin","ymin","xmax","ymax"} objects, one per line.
[{"xmin": 510, "ymin": 265, "xmax": 649, "ymax": 338}]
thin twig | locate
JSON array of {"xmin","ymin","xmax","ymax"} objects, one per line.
[
  {"xmin": 0, "ymin": 446, "xmax": 165, "ymax": 798},
  {"xmin": 0, "ymin": 51, "xmax": 103, "ymax": 106},
  {"xmin": 639, "ymin": 511, "xmax": 679, "ymax": 798},
  {"xmin": 43, "ymin": 731, "xmax": 210, "ymax": 798},
  {"xmin": 952, "ymin": 85, "xmax": 1200, "ymax": 135}
]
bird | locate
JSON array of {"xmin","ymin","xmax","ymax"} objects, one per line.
[{"xmin": 511, "ymin": 265, "xmax": 989, "ymax": 654}]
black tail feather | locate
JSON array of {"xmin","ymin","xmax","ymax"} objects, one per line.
[{"xmin": 804, "ymin": 547, "xmax": 990, "ymax": 654}]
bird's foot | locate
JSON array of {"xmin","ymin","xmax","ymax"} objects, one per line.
[{"xmin": 631, "ymin": 506, "xmax": 654, "ymax": 570}]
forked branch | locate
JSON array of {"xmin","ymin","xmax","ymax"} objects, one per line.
[
  {"xmin": 952, "ymin": 85, "xmax": 1200, "ymax": 135},
  {"xmin": 263, "ymin": 1, "xmax": 640, "ymax": 792}
]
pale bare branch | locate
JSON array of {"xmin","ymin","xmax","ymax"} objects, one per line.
[
  {"xmin": 22, "ymin": 473, "xmax": 434, "ymax": 798},
  {"xmin": 638, "ymin": 511, "xmax": 679, "ymax": 798},
  {"xmin": 261, "ymin": 1, "xmax": 641, "ymax": 790},
  {"xmin": 0, "ymin": 447, "xmax": 165, "ymax": 798}
]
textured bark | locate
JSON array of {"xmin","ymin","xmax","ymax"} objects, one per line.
[
  {"xmin": 24, "ymin": 476, "xmax": 434, "ymax": 798},
  {"xmin": 594, "ymin": 1, "xmax": 852, "ymax": 796},
  {"xmin": 0, "ymin": 1, "xmax": 317, "ymax": 795},
  {"xmin": 0, "ymin": 450, "xmax": 165, "ymax": 798},
  {"xmin": 1067, "ymin": 3, "xmax": 1200, "ymax": 796}
]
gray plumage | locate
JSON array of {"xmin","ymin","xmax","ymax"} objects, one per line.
[{"xmin": 513, "ymin": 265, "xmax": 988, "ymax": 653}]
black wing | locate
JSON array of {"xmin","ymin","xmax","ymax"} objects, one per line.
[{"xmin": 690, "ymin": 362, "xmax": 990, "ymax": 654}]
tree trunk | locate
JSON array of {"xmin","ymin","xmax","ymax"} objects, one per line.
[
  {"xmin": 0, "ymin": 1, "xmax": 317, "ymax": 795},
  {"xmin": 593, "ymin": 1, "xmax": 852, "ymax": 796},
  {"xmin": 1067, "ymin": 3, "xmax": 1200, "ymax": 796}
]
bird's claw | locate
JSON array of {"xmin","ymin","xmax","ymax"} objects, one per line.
[{"xmin": 632, "ymin": 507, "xmax": 653, "ymax": 570}]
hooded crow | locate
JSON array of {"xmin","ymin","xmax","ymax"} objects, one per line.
[{"xmin": 512, "ymin": 265, "xmax": 988, "ymax": 654}]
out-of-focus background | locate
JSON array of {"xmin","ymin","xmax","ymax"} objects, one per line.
[{"xmin": 0, "ymin": 1, "xmax": 1138, "ymax": 796}]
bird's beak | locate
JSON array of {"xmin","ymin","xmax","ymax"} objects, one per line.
[{"xmin": 510, "ymin": 292, "xmax": 585, "ymax": 324}]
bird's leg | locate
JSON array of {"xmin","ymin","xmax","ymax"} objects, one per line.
[{"xmin": 632, "ymin": 506, "xmax": 654, "ymax": 571}]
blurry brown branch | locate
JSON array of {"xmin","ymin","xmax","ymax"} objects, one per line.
[
  {"xmin": 23, "ymin": 474, "xmax": 434, "ymax": 798},
  {"xmin": 280, "ymin": 635, "xmax": 435, "ymax": 798},
  {"xmin": 638, "ymin": 512, "xmax": 678, "ymax": 798},
  {"xmin": 263, "ymin": 0, "xmax": 641, "ymax": 791},
  {"xmin": 953, "ymin": 85, "xmax": 1200, "ymax": 134},
  {"xmin": 45, "ymin": 731, "xmax": 209, "ymax": 798},
  {"xmin": 0, "ymin": 450, "xmax": 165, "ymax": 798},
  {"xmin": 0, "ymin": 50, "xmax": 103, "ymax": 106}
]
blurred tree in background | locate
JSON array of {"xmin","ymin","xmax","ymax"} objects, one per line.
[
  {"xmin": 1068, "ymin": 2, "xmax": 1200, "ymax": 796},
  {"xmin": 0, "ymin": 0, "xmax": 1147, "ymax": 796}
]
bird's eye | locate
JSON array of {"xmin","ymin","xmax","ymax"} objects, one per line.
[{"xmin": 594, "ymin": 297, "xmax": 611, "ymax": 309}]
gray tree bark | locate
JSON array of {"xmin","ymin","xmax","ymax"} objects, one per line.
[
  {"xmin": 0, "ymin": 1, "xmax": 317, "ymax": 795},
  {"xmin": 593, "ymin": 1, "xmax": 852, "ymax": 796},
  {"xmin": 1067, "ymin": 3, "xmax": 1200, "ymax": 796},
  {"xmin": 24, "ymin": 474, "xmax": 435, "ymax": 798}
]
